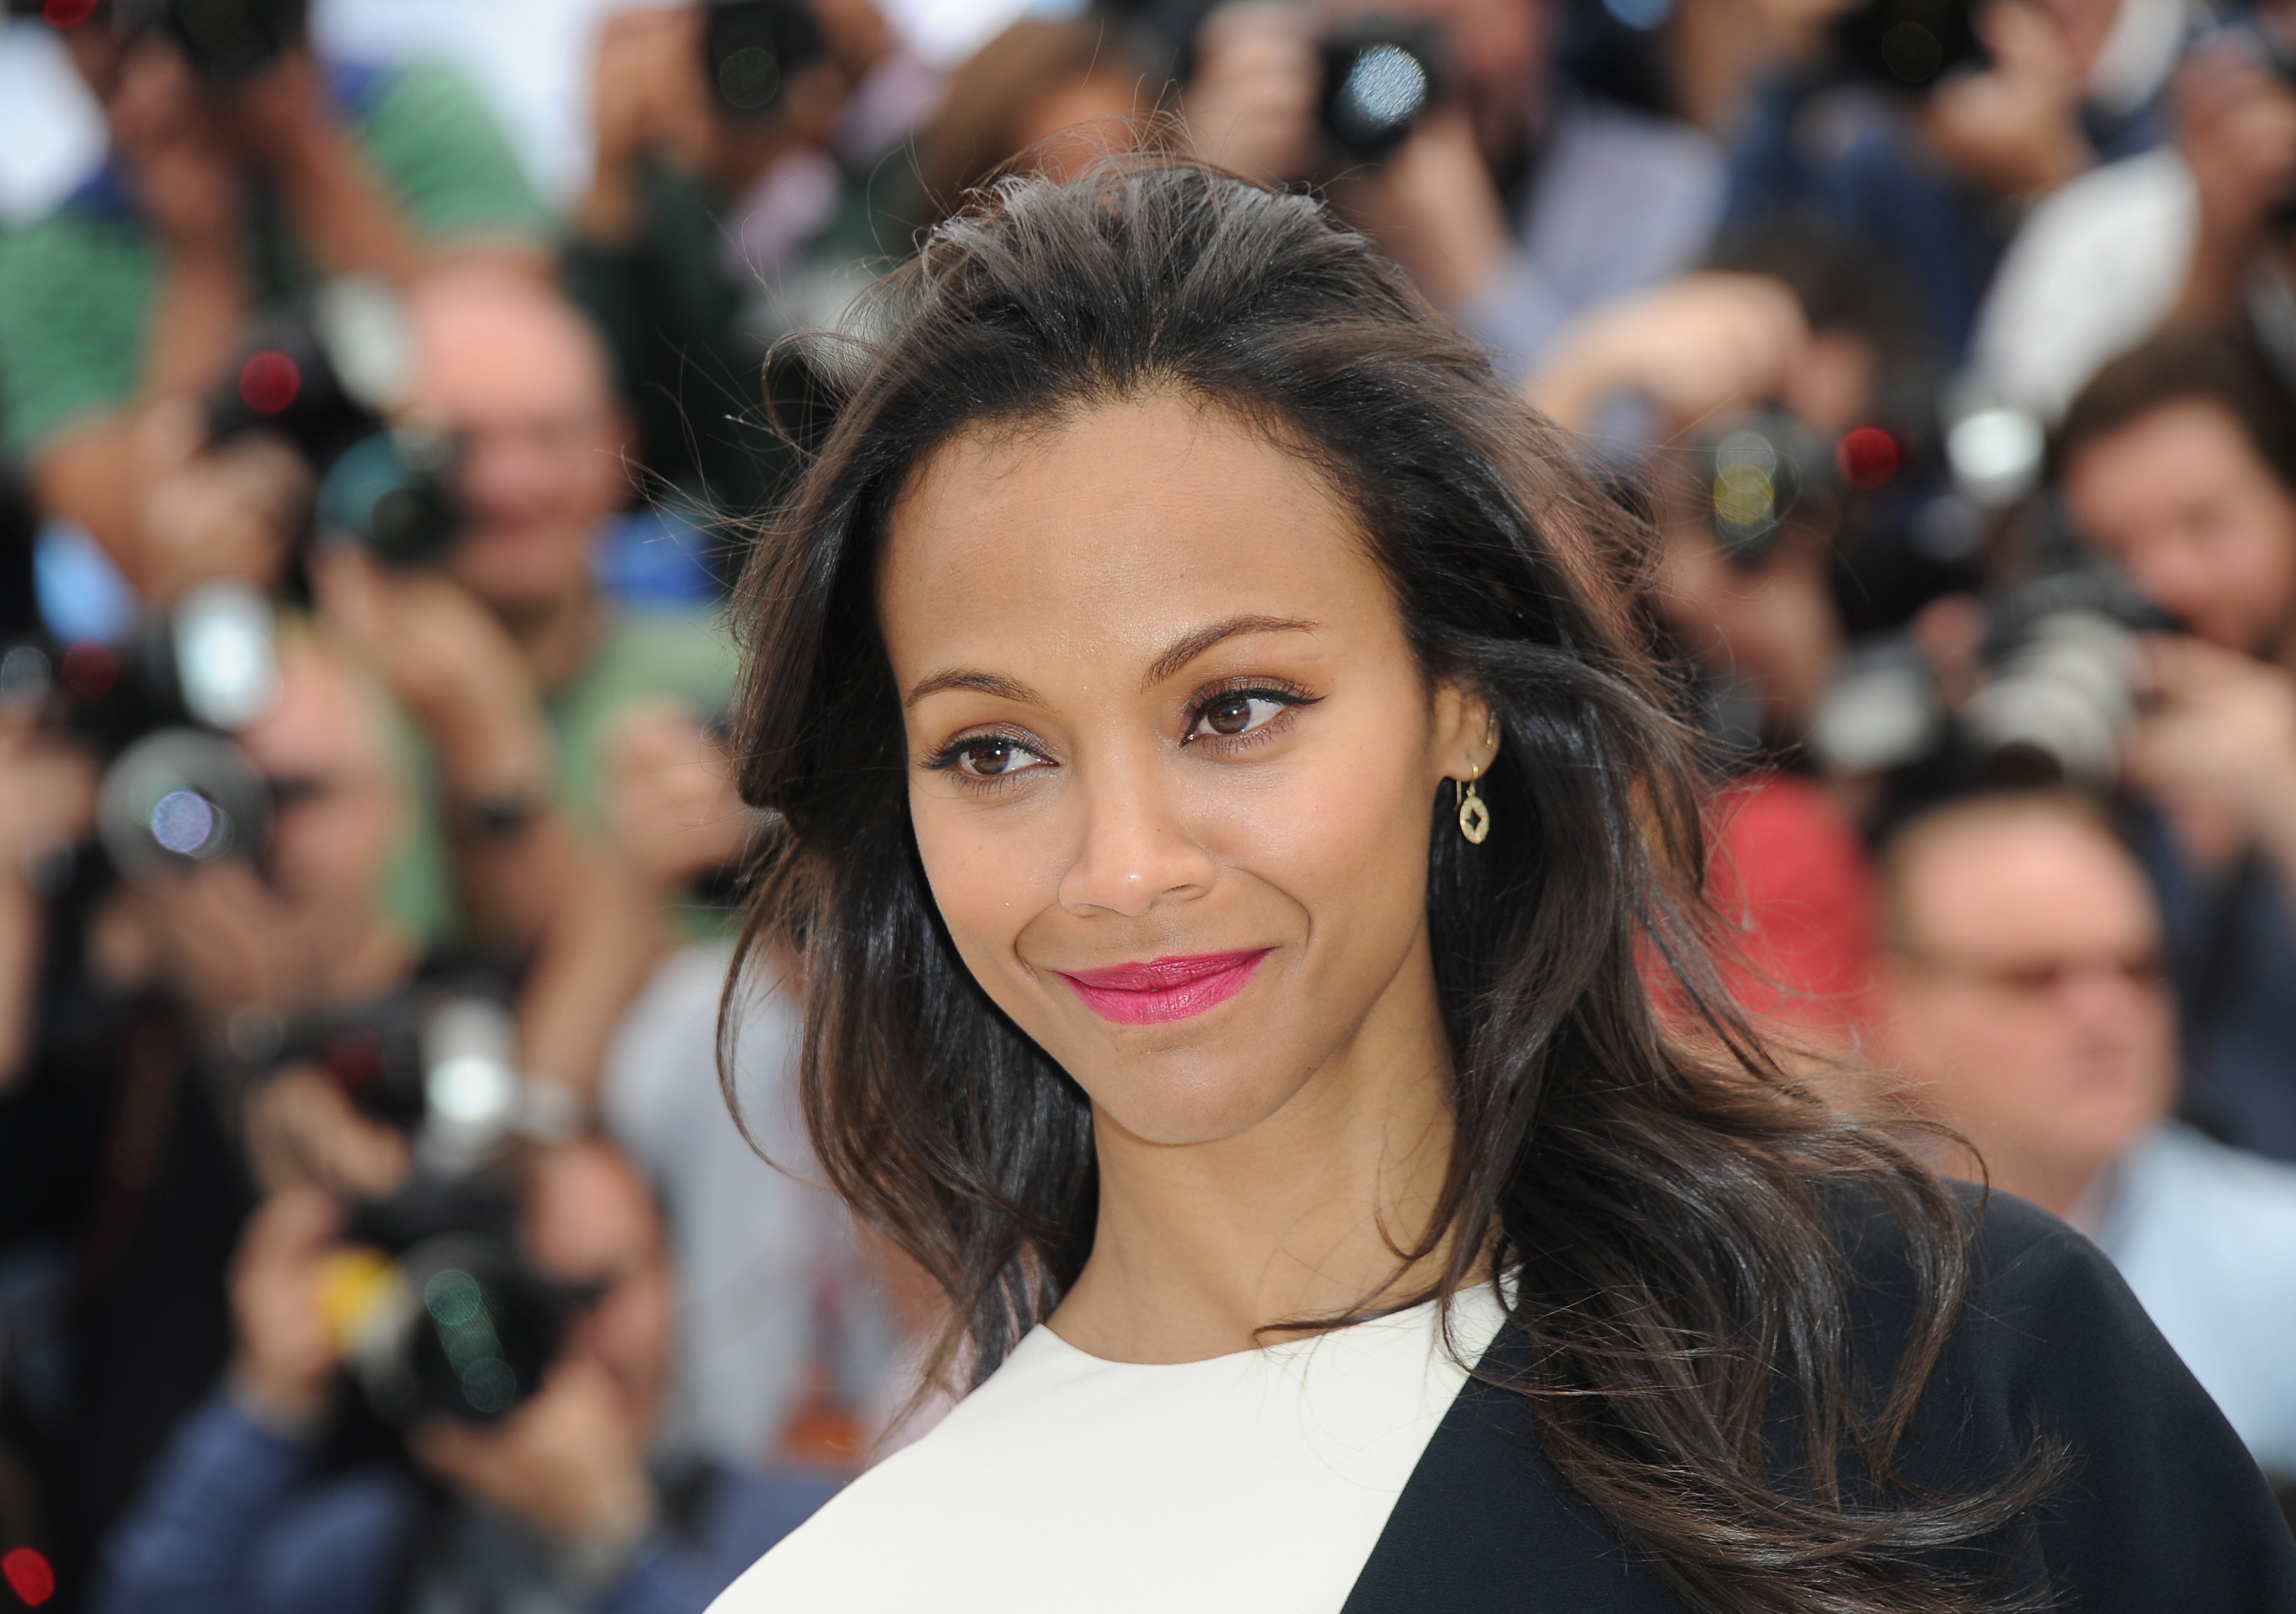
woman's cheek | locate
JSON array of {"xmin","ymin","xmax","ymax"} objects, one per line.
[{"xmin": 910, "ymin": 792, "xmax": 1063, "ymax": 960}]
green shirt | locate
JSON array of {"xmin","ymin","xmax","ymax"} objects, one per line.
[
  {"xmin": 0, "ymin": 59, "xmax": 551, "ymax": 465},
  {"xmin": 383, "ymin": 606, "xmax": 741, "ymax": 943},
  {"xmin": 545, "ymin": 606, "xmax": 743, "ymax": 832}
]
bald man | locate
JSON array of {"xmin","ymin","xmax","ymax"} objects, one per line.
[
  {"xmin": 316, "ymin": 266, "xmax": 738, "ymax": 944},
  {"xmin": 1876, "ymin": 793, "xmax": 2296, "ymax": 1484}
]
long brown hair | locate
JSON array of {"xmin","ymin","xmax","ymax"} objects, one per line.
[{"xmin": 724, "ymin": 160, "xmax": 2048, "ymax": 1613}]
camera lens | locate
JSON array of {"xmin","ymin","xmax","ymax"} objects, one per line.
[
  {"xmin": 171, "ymin": 582, "xmax": 280, "ymax": 732},
  {"xmin": 1319, "ymin": 21, "xmax": 1443, "ymax": 162},
  {"xmin": 97, "ymin": 727, "xmax": 272, "ymax": 880}
]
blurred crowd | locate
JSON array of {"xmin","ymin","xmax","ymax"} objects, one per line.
[{"xmin": 2, "ymin": 0, "xmax": 2296, "ymax": 1605}]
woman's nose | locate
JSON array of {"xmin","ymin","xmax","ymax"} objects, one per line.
[{"xmin": 1055, "ymin": 757, "xmax": 1216, "ymax": 919}]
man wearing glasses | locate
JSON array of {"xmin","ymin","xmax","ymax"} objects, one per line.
[{"xmin": 1876, "ymin": 790, "xmax": 2296, "ymax": 1499}]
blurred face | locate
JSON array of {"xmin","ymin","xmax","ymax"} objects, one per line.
[
  {"xmin": 522, "ymin": 1143, "xmax": 674, "ymax": 1436},
  {"xmin": 238, "ymin": 641, "xmax": 407, "ymax": 929},
  {"xmin": 879, "ymin": 394, "xmax": 1487, "ymax": 1148},
  {"xmin": 2064, "ymin": 399, "xmax": 2296, "ymax": 656},
  {"xmin": 1880, "ymin": 812, "xmax": 2175, "ymax": 1207},
  {"xmin": 410, "ymin": 275, "xmax": 629, "ymax": 623},
  {"xmin": 1010, "ymin": 71, "xmax": 1146, "ymax": 186}
]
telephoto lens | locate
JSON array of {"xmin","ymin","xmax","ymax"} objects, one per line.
[
  {"xmin": 702, "ymin": 0, "xmax": 827, "ymax": 124},
  {"xmin": 1831, "ymin": 0, "xmax": 1983, "ymax": 95},
  {"xmin": 1317, "ymin": 16, "xmax": 1446, "ymax": 162},
  {"xmin": 1683, "ymin": 408, "xmax": 1840, "ymax": 568},
  {"xmin": 316, "ymin": 431, "xmax": 463, "ymax": 570},
  {"xmin": 326, "ymin": 1181, "xmax": 592, "ymax": 1427},
  {"xmin": 77, "ymin": 581, "xmax": 283, "ymax": 881}
]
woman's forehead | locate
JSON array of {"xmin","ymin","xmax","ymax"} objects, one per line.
[{"xmin": 876, "ymin": 396, "xmax": 1392, "ymax": 685}]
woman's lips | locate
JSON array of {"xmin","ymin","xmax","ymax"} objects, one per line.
[{"xmin": 1055, "ymin": 951, "xmax": 1272, "ymax": 1026}]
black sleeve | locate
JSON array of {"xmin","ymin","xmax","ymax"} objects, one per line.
[{"xmin": 1921, "ymin": 1191, "xmax": 2296, "ymax": 1612}]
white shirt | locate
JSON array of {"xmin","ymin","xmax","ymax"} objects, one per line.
[
  {"xmin": 1970, "ymin": 147, "xmax": 2196, "ymax": 423},
  {"xmin": 602, "ymin": 947, "xmax": 901, "ymax": 1470},
  {"xmin": 710, "ymin": 1285, "xmax": 1510, "ymax": 1613},
  {"xmin": 2089, "ymin": 1121, "xmax": 2296, "ymax": 1477}
]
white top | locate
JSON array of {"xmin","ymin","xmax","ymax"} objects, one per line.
[
  {"xmin": 710, "ymin": 1285, "xmax": 1509, "ymax": 1613},
  {"xmin": 2089, "ymin": 1121, "xmax": 2296, "ymax": 1477},
  {"xmin": 1970, "ymin": 147, "xmax": 2196, "ymax": 424}
]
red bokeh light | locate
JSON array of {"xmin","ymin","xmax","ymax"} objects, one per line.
[
  {"xmin": 1835, "ymin": 425, "xmax": 1901, "ymax": 490},
  {"xmin": 2, "ymin": 1547, "xmax": 55, "ymax": 1608},
  {"xmin": 58, "ymin": 641, "xmax": 118, "ymax": 702},
  {"xmin": 238, "ymin": 351, "xmax": 303, "ymax": 417},
  {"xmin": 41, "ymin": 0, "xmax": 101, "ymax": 28}
]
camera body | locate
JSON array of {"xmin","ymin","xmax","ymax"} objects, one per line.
[
  {"xmin": 1830, "ymin": 0, "xmax": 1984, "ymax": 96},
  {"xmin": 270, "ymin": 983, "xmax": 576, "ymax": 1427},
  {"xmin": 1813, "ymin": 557, "xmax": 2172, "ymax": 785},
  {"xmin": 111, "ymin": 0, "xmax": 309, "ymax": 87},
  {"xmin": 1682, "ymin": 408, "xmax": 1842, "ymax": 569},
  {"xmin": 702, "ymin": 0, "xmax": 827, "ymax": 124},
  {"xmin": 331, "ymin": 1180, "xmax": 587, "ymax": 1427},
  {"xmin": 1317, "ymin": 17, "xmax": 1447, "ymax": 162},
  {"xmin": 0, "ymin": 581, "xmax": 282, "ymax": 883},
  {"xmin": 204, "ymin": 282, "xmax": 464, "ymax": 570}
]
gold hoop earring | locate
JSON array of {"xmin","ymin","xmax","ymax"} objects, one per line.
[{"xmin": 1457, "ymin": 771, "xmax": 1491, "ymax": 845}]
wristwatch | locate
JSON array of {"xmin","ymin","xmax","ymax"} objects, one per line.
[{"xmin": 461, "ymin": 789, "xmax": 547, "ymax": 841}]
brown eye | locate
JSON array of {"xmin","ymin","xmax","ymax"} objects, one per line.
[
  {"xmin": 1185, "ymin": 692, "xmax": 1291, "ymax": 744},
  {"xmin": 1205, "ymin": 697, "xmax": 1253, "ymax": 735},
  {"xmin": 953, "ymin": 736, "xmax": 1046, "ymax": 778}
]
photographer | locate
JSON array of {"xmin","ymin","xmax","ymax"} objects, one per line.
[
  {"xmin": 563, "ymin": 1, "xmax": 932, "ymax": 543},
  {"xmin": 1726, "ymin": 0, "xmax": 2183, "ymax": 357},
  {"xmin": 0, "ymin": 0, "xmax": 549, "ymax": 599},
  {"xmin": 92, "ymin": 1137, "xmax": 834, "ymax": 1614},
  {"xmin": 1973, "ymin": 17, "xmax": 2296, "ymax": 421},
  {"xmin": 314, "ymin": 266, "xmax": 739, "ymax": 949},
  {"xmin": 2055, "ymin": 328, "xmax": 2296, "ymax": 1162},
  {"xmin": 17, "ymin": 623, "xmax": 439, "ymax": 1583},
  {"xmin": 1184, "ymin": 0, "xmax": 1724, "ymax": 374}
]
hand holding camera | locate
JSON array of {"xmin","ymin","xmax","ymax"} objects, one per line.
[
  {"xmin": 229, "ymin": 1186, "xmax": 352, "ymax": 1435},
  {"xmin": 1527, "ymin": 273, "xmax": 1814, "ymax": 436},
  {"xmin": 409, "ymin": 1355, "xmax": 655, "ymax": 1549},
  {"xmin": 2172, "ymin": 39, "xmax": 2296, "ymax": 320},
  {"xmin": 1914, "ymin": 0, "xmax": 2091, "ymax": 198},
  {"xmin": 2124, "ymin": 635, "xmax": 2296, "ymax": 866}
]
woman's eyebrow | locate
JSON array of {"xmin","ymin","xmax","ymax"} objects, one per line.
[
  {"xmin": 904, "ymin": 669, "xmax": 1040, "ymax": 710},
  {"xmin": 1141, "ymin": 614, "xmax": 1320, "ymax": 689}
]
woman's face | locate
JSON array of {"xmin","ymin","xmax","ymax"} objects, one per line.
[{"xmin": 879, "ymin": 394, "xmax": 1490, "ymax": 1148}]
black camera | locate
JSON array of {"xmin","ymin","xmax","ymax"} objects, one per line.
[
  {"xmin": 110, "ymin": 0, "xmax": 308, "ymax": 87},
  {"xmin": 204, "ymin": 282, "xmax": 464, "ymax": 570},
  {"xmin": 1318, "ymin": 16, "xmax": 1446, "ymax": 162},
  {"xmin": 1682, "ymin": 408, "xmax": 1841, "ymax": 568},
  {"xmin": 1, "ymin": 581, "xmax": 282, "ymax": 882},
  {"xmin": 1831, "ymin": 0, "xmax": 1984, "ymax": 95},
  {"xmin": 702, "ymin": 0, "xmax": 827, "ymax": 124},
  {"xmin": 1814, "ymin": 556, "xmax": 2173, "ymax": 785},
  {"xmin": 265, "ymin": 984, "xmax": 579, "ymax": 1426},
  {"xmin": 332, "ymin": 1179, "xmax": 591, "ymax": 1426}
]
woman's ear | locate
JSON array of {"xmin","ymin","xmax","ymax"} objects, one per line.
[{"xmin": 1430, "ymin": 680, "xmax": 1498, "ymax": 784}]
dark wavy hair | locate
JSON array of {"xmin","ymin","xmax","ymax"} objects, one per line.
[{"xmin": 723, "ymin": 160, "xmax": 2043, "ymax": 1613}]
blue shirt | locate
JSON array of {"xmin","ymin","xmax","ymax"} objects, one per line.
[
  {"xmin": 93, "ymin": 1391, "xmax": 834, "ymax": 1614},
  {"xmin": 2091, "ymin": 1122, "xmax": 2296, "ymax": 1477}
]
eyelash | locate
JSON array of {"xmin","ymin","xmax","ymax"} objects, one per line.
[
  {"xmin": 923, "ymin": 680, "xmax": 1322, "ymax": 789},
  {"xmin": 1181, "ymin": 680, "xmax": 1320, "ymax": 749}
]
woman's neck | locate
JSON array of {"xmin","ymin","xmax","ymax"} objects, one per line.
[{"xmin": 1046, "ymin": 937, "xmax": 1461, "ymax": 1364}]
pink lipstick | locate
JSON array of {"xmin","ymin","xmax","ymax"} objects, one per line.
[{"xmin": 1056, "ymin": 951, "xmax": 1270, "ymax": 1026}]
